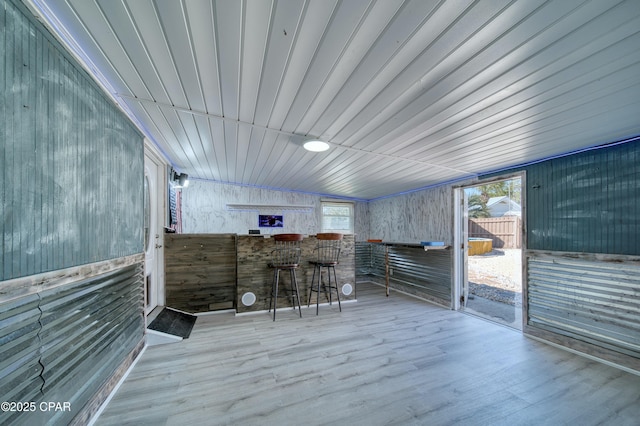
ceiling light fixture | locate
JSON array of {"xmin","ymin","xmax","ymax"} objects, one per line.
[{"xmin": 303, "ymin": 140, "xmax": 330, "ymax": 152}]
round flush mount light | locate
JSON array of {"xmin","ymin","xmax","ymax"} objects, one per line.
[
  {"xmin": 341, "ymin": 283, "xmax": 353, "ymax": 296},
  {"xmin": 241, "ymin": 292, "xmax": 256, "ymax": 306},
  {"xmin": 303, "ymin": 140, "xmax": 330, "ymax": 152}
]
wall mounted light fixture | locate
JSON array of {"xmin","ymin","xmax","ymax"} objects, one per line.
[{"xmin": 172, "ymin": 170, "xmax": 189, "ymax": 187}]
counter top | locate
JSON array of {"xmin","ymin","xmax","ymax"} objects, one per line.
[{"xmin": 363, "ymin": 241, "xmax": 450, "ymax": 249}]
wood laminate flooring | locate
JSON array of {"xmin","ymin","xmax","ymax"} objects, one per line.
[{"xmin": 95, "ymin": 282, "xmax": 640, "ymax": 425}]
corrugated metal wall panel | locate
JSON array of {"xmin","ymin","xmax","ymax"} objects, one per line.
[
  {"xmin": 356, "ymin": 242, "xmax": 452, "ymax": 305},
  {"xmin": 526, "ymin": 141, "xmax": 640, "ymax": 255},
  {"xmin": 528, "ymin": 253, "xmax": 640, "ymax": 358},
  {"xmin": 355, "ymin": 242, "xmax": 372, "ymax": 276},
  {"xmin": 388, "ymin": 247, "xmax": 452, "ymax": 304},
  {"xmin": 0, "ymin": 262, "xmax": 144, "ymax": 426},
  {"xmin": 1, "ymin": 0, "xmax": 144, "ymax": 281},
  {"xmin": 0, "ymin": 294, "xmax": 43, "ymax": 426}
]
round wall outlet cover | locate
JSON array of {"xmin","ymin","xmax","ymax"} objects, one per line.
[{"xmin": 341, "ymin": 283, "xmax": 353, "ymax": 296}]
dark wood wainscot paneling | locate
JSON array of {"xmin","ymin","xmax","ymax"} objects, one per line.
[
  {"xmin": 165, "ymin": 234, "xmax": 237, "ymax": 313},
  {"xmin": 236, "ymin": 235, "xmax": 356, "ymax": 313}
]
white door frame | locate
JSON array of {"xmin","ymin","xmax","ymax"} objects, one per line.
[
  {"xmin": 144, "ymin": 141, "xmax": 167, "ymax": 316},
  {"xmin": 452, "ymin": 187, "xmax": 467, "ymax": 311},
  {"xmin": 453, "ymin": 172, "xmax": 525, "ymax": 315}
]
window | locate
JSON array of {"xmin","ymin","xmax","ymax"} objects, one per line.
[{"xmin": 321, "ymin": 202, "xmax": 354, "ymax": 233}]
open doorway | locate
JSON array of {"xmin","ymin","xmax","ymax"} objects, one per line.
[
  {"xmin": 144, "ymin": 144, "xmax": 167, "ymax": 319},
  {"xmin": 457, "ymin": 176, "xmax": 524, "ymax": 330}
]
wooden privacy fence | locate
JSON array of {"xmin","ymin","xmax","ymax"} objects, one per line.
[{"xmin": 469, "ymin": 216, "xmax": 522, "ymax": 248}]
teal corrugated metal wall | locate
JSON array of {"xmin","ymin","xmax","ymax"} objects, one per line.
[
  {"xmin": 526, "ymin": 141, "xmax": 640, "ymax": 255},
  {"xmin": 486, "ymin": 140, "xmax": 640, "ymax": 366},
  {"xmin": 1, "ymin": 1, "xmax": 146, "ymax": 423},
  {"xmin": 1, "ymin": 0, "xmax": 144, "ymax": 281}
]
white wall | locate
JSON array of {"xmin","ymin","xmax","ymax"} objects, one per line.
[
  {"xmin": 180, "ymin": 179, "xmax": 453, "ymax": 244},
  {"xmin": 181, "ymin": 180, "xmax": 369, "ymax": 238},
  {"xmin": 368, "ymin": 184, "xmax": 453, "ymax": 244}
]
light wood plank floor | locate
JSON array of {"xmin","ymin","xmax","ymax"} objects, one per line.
[{"xmin": 96, "ymin": 282, "xmax": 640, "ymax": 425}]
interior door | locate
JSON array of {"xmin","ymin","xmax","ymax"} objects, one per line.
[{"xmin": 144, "ymin": 152, "xmax": 164, "ymax": 316}]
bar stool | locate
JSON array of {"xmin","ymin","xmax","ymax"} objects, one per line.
[
  {"xmin": 268, "ymin": 234, "xmax": 303, "ymax": 321},
  {"xmin": 308, "ymin": 233, "xmax": 343, "ymax": 315}
]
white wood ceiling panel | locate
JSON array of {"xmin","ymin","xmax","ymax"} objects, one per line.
[
  {"xmin": 32, "ymin": 0, "xmax": 640, "ymax": 199},
  {"xmin": 190, "ymin": 113, "xmax": 219, "ymax": 180},
  {"xmin": 442, "ymin": 59, "xmax": 639, "ymax": 160},
  {"xmin": 176, "ymin": 111, "xmax": 211, "ymax": 176},
  {"xmin": 37, "ymin": 0, "xmax": 129, "ymax": 95},
  {"xmin": 356, "ymin": 0, "xmax": 552, "ymax": 154},
  {"xmin": 154, "ymin": 1, "xmax": 205, "ymax": 112},
  {"xmin": 266, "ymin": 0, "xmax": 338, "ymax": 130},
  {"xmin": 126, "ymin": 101, "xmax": 185, "ymax": 163},
  {"xmin": 296, "ymin": 0, "xmax": 405, "ymax": 135},
  {"xmin": 365, "ymin": 0, "xmax": 635, "ymax": 156},
  {"xmin": 438, "ymin": 82, "xmax": 640, "ymax": 172},
  {"xmin": 213, "ymin": 0, "xmax": 241, "ymax": 120},
  {"xmin": 281, "ymin": 0, "xmax": 373, "ymax": 134},
  {"xmin": 234, "ymin": 122, "xmax": 252, "ymax": 183},
  {"xmin": 331, "ymin": 0, "xmax": 484, "ymax": 148},
  {"xmin": 250, "ymin": 133, "xmax": 291, "ymax": 185},
  {"xmin": 123, "ymin": 0, "xmax": 186, "ymax": 106},
  {"xmin": 311, "ymin": 0, "xmax": 444, "ymax": 139},
  {"xmin": 182, "ymin": 0, "xmax": 222, "ymax": 116},
  {"xmin": 222, "ymin": 121, "xmax": 238, "ymax": 182},
  {"xmin": 261, "ymin": 140, "xmax": 313, "ymax": 187},
  {"xmin": 64, "ymin": 0, "xmax": 149, "ymax": 97},
  {"xmin": 207, "ymin": 118, "xmax": 228, "ymax": 182},
  {"xmin": 398, "ymin": 30, "xmax": 640, "ymax": 164},
  {"xmin": 247, "ymin": 129, "xmax": 280, "ymax": 184},
  {"xmin": 319, "ymin": 0, "xmax": 470, "ymax": 142},
  {"xmin": 95, "ymin": 0, "xmax": 165, "ymax": 101},
  {"xmin": 240, "ymin": 126, "xmax": 267, "ymax": 184},
  {"xmin": 157, "ymin": 104, "xmax": 199, "ymax": 171},
  {"xmin": 251, "ymin": 0, "xmax": 305, "ymax": 127},
  {"xmin": 385, "ymin": 23, "xmax": 640, "ymax": 160},
  {"xmin": 238, "ymin": 0, "xmax": 272, "ymax": 124}
]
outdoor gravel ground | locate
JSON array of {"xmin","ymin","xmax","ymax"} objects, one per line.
[{"xmin": 468, "ymin": 248, "xmax": 522, "ymax": 306}]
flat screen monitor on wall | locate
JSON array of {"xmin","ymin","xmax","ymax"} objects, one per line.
[{"xmin": 259, "ymin": 215, "xmax": 283, "ymax": 228}]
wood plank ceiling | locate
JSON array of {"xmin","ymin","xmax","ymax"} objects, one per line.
[{"xmin": 26, "ymin": 0, "xmax": 640, "ymax": 200}]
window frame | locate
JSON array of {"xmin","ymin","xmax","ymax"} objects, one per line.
[{"xmin": 320, "ymin": 201, "xmax": 354, "ymax": 233}]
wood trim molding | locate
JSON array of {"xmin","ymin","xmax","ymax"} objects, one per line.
[
  {"xmin": 524, "ymin": 325, "xmax": 640, "ymax": 374},
  {"xmin": 0, "ymin": 253, "xmax": 145, "ymax": 303},
  {"xmin": 226, "ymin": 203, "xmax": 315, "ymax": 211},
  {"xmin": 527, "ymin": 249, "xmax": 640, "ymax": 263}
]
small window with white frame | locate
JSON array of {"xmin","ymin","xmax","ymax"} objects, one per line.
[{"xmin": 321, "ymin": 201, "xmax": 354, "ymax": 233}]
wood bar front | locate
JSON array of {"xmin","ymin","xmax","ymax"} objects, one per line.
[
  {"xmin": 165, "ymin": 234, "xmax": 356, "ymax": 314},
  {"xmin": 236, "ymin": 234, "xmax": 355, "ymax": 313}
]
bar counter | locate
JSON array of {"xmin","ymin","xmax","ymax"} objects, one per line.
[
  {"xmin": 236, "ymin": 234, "xmax": 356, "ymax": 313},
  {"xmin": 164, "ymin": 233, "xmax": 356, "ymax": 314}
]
